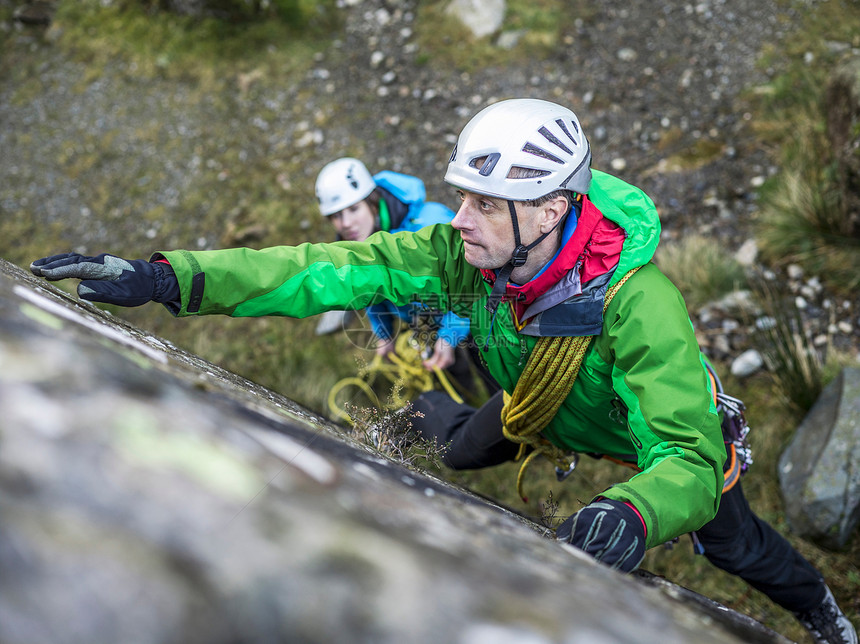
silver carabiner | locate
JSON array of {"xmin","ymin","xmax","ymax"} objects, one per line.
[{"xmin": 555, "ymin": 452, "xmax": 580, "ymax": 481}]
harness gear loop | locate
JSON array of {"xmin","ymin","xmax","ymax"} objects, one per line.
[{"xmin": 501, "ymin": 266, "xmax": 641, "ymax": 502}]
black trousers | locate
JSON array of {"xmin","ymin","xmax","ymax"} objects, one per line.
[{"xmin": 410, "ymin": 390, "xmax": 827, "ymax": 614}]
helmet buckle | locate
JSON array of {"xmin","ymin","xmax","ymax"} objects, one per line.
[{"xmin": 511, "ymin": 244, "xmax": 529, "ymax": 267}]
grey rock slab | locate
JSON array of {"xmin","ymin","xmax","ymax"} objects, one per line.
[{"xmin": 0, "ymin": 259, "xmax": 790, "ymax": 644}]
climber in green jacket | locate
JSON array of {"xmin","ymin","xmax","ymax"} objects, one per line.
[{"xmin": 30, "ymin": 98, "xmax": 855, "ymax": 644}]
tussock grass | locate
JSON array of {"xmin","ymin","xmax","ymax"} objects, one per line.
[
  {"xmin": 756, "ymin": 148, "xmax": 860, "ymax": 293},
  {"xmin": 654, "ymin": 234, "xmax": 747, "ymax": 311},
  {"xmin": 750, "ymin": 275, "xmax": 824, "ymax": 413}
]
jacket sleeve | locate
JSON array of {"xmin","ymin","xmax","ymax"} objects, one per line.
[
  {"xmin": 365, "ymin": 302, "xmax": 398, "ymax": 342},
  {"xmin": 409, "ymin": 202, "xmax": 456, "ymax": 228},
  {"xmin": 596, "ymin": 265, "xmax": 726, "ymax": 547},
  {"xmin": 156, "ymin": 224, "xmax": 470, "ymax": 319},
  {"xmin": 436, "ymin": 311, "xmax": 471, "ymax": 346}
]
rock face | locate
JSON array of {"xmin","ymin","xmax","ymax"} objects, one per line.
[
  {"xmin": 780, "ymin": 366, "xmax": 860, "ymax": 550},
  {"xmin": 0, "ymin": 259, "xmax": 790, "ymax": 644}
]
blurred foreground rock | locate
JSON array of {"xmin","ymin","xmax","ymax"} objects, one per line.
[
  {"xmin": 780, "ymin": 366, "xmax": 860, "ymax": 550},
  {"xmin": 0, "ymin": 258, "xmax": 790, "ymax": 644}
]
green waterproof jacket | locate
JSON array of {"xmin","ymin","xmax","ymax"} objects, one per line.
[{"xmin": 159, "ymin": 170, "xmax": 726, "ymax": 548}]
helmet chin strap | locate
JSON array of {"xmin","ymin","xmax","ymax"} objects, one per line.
[{"xmin": 484, "ymin": 199, "xmax": 563, "ymax": 316}]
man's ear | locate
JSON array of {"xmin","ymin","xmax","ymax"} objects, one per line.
[{"xmin": 539, "ymin": 195, "xmax": 570, "ymax": 233}]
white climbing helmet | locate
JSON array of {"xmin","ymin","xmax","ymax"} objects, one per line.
[
  {"xmin": 315, "ymin": 157, "xmax": 376, "ymax": 216},
  {"xmin": 445, "ymin": 98, "xmax": 592, "ymax": 200}
]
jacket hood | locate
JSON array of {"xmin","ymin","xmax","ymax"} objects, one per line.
[
  {"xmin": 373, "ymin": 171, "xmax": 431, "ymax": 233},
  {"xmin": 480, "ymin": 170, "xmax": 661, "ymax": 325},
  {"xmin": 587, "ymin": 169, "xmax": 661, "ymax": 285}
]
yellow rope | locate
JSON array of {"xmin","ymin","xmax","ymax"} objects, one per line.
[
  {"xmin": 328, "ymin": 331, "xmax": 464, "ymax": 423},
  {"xmin": 327, "ymin": 376, "xmax": 382, "ymax": 424},
  {"xmin": 502, "ymin": 267, "xmax": 641, "ymax": 502}
]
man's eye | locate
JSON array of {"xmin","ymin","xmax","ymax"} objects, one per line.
[{"xmin": 480, "ymin": 201, "xmax": 492, "ymax": 210}]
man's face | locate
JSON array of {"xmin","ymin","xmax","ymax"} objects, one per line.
[
  {"xmin": 329, "ymin": 200, "xmax": 376, "ymax": 241},
  {"xmin": 451, "ymin": 189, "xmax": 541, "ymax": 270}
]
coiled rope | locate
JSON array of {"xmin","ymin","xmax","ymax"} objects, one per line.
[
  {"xmin": 501, "ymin": 267, "xmax": 640, "ymax": 502},
  {"xmin": 328, "ymin": 332, "xmax": 463, "ymax": 424}
]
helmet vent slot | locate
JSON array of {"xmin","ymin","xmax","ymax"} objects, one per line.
[
  {"xmin": 538, "ymin": 126, "xmax": 573, "ymax": 155},
  {"xmin": 509, "ymin": 166, "xmax": 550, "ymax": 180},
  {"xmin": 557, "ymin": 118, "xmax": 579, "ymax": 138},
  {"xmin": 522, "ymin": 142, "xmax": 563, "ymax": 165},
  {"xmin": 471, "ymin": 153, "xmax": 501, "ymax": 176}
]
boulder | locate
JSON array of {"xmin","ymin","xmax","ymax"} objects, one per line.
[
  {"xmin": 0, "ymin": 259, "xmax": 790, "ymax": 644},
  {"xmin": 445, "ymin": 0, "xmax": 505, "ymax": 38},
  {"xmin": 779, "ymin": 366, "xmax": 860, "ymax": 549}
]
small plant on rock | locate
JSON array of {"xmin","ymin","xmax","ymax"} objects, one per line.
[
  {"xmin": 345, "ymin": 402, "xmax": 450, "ymax": 471},
  {"xmin": 539, "ymin": 490, "xmax": 562, "ymax": 536}
]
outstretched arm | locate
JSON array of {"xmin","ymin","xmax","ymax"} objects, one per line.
[{"xmin": 31, "ymin": 225, "xmax": 477, "ymax": 321}]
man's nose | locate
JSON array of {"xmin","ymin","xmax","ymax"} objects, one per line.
[{"xmin": 451, "ymin": 204, "xmax": 470, "ymax": 229}]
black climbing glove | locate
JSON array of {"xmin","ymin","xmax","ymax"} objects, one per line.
[
  {"xmin": 556, "ymin": 499, "xmax": 646, "ymax": 573},
  {"xmin": 30, "ymin": 252, "xmax": 179, "ymax": 307}
]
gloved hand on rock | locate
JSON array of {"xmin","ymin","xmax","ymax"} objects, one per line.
[
  {"xmin": 556, "ymin": 498, "xmax": 646, "ymax": 573},
  {"xmin": 30, "ymin": 252, "xmax": 179, "ymax": 307}
]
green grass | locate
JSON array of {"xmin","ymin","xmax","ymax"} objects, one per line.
[{"xmin": 52, "ymin": 0, "xmax": 339, "ymax": 85}]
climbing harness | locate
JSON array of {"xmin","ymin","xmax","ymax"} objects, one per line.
[
  {"xmin": 327, "ymin": 330, "xmax": 464, "ymax": 425},
  {"xmin": 501, "ymin": 266, "xmax": 640, "ymax": 502}
]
